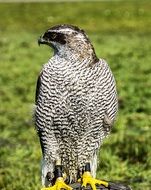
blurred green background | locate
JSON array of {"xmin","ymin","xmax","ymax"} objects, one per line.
[{"xmin": 0, "ymin": 1, "xmax": 151, "ymax": 190}]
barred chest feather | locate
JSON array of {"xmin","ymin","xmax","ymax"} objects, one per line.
[{"xmin": 35, "ymin": 55, "xmax": 117, "ymax": 178}]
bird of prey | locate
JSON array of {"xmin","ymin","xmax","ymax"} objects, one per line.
[{"xmin": 35, "ymin": 24, "xmax": 118, "ymax": 190}]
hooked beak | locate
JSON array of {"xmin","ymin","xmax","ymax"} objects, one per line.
[{"xmin": 38, "ymin": 36, "xmax": 48, "ymax": 46}]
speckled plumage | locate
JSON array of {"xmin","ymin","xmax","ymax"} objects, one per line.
[{"xmin": 35, "ymin": 25, "xmax": 118, "ymax": 186}]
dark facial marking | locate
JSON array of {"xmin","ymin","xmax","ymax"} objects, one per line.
[{"xmin": 43, "ymin": 31, "xmax": 66, "ymax": 45}]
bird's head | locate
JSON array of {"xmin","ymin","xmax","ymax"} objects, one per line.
[{"xmin": 38, "ymin": 24, "xmax": 98, "ymax": 63}]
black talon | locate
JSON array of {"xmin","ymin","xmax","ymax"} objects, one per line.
[
  {"xmin": 85, "ymin": 162, "xmax": 91, "ymax": 172},
  {"xmin": 46, "ymin": 172, "xmax": 52, "ymax": 182},
  {"xmin": 54, "ymin": 165, "xmax": 63, "ymax": 178}
]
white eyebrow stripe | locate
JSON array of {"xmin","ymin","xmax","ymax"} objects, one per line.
[{"xmin": 48, "ymin": 28, "xmax": 74, "ymax": 34}]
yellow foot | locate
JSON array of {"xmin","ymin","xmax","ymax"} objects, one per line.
[
  {"xmin": 79, "ymin": 172, "xmax": 108, "ymax": 190},
  {"xmin": 41, "ymin": 177, "xmax": 72, "ymax": 190}
]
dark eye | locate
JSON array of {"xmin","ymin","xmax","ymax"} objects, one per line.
[
  {"xmin": 44, "ymin": 31, "xmax": 66, "ymax": 44},
  {"xmin": 51, "ymin": 33, "xmax": 57, "ymax": 39}
]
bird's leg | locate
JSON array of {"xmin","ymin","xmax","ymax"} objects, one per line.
[
  {"xmin": 79, "ymin": 162, "xmax": 108, "ymax": 190},
  {"xmin": 41, "ymin": 160, "xmax": 72, "ymax": 190}
]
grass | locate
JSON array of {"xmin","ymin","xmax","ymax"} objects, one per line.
[{"xmin": 0, "ymin": 1, "xmax": 151, "ymax": 190}]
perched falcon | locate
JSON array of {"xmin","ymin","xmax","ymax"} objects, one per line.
[{"xmin": 35, "ymin": 24, "xmax": 118, "ymax": 190}]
